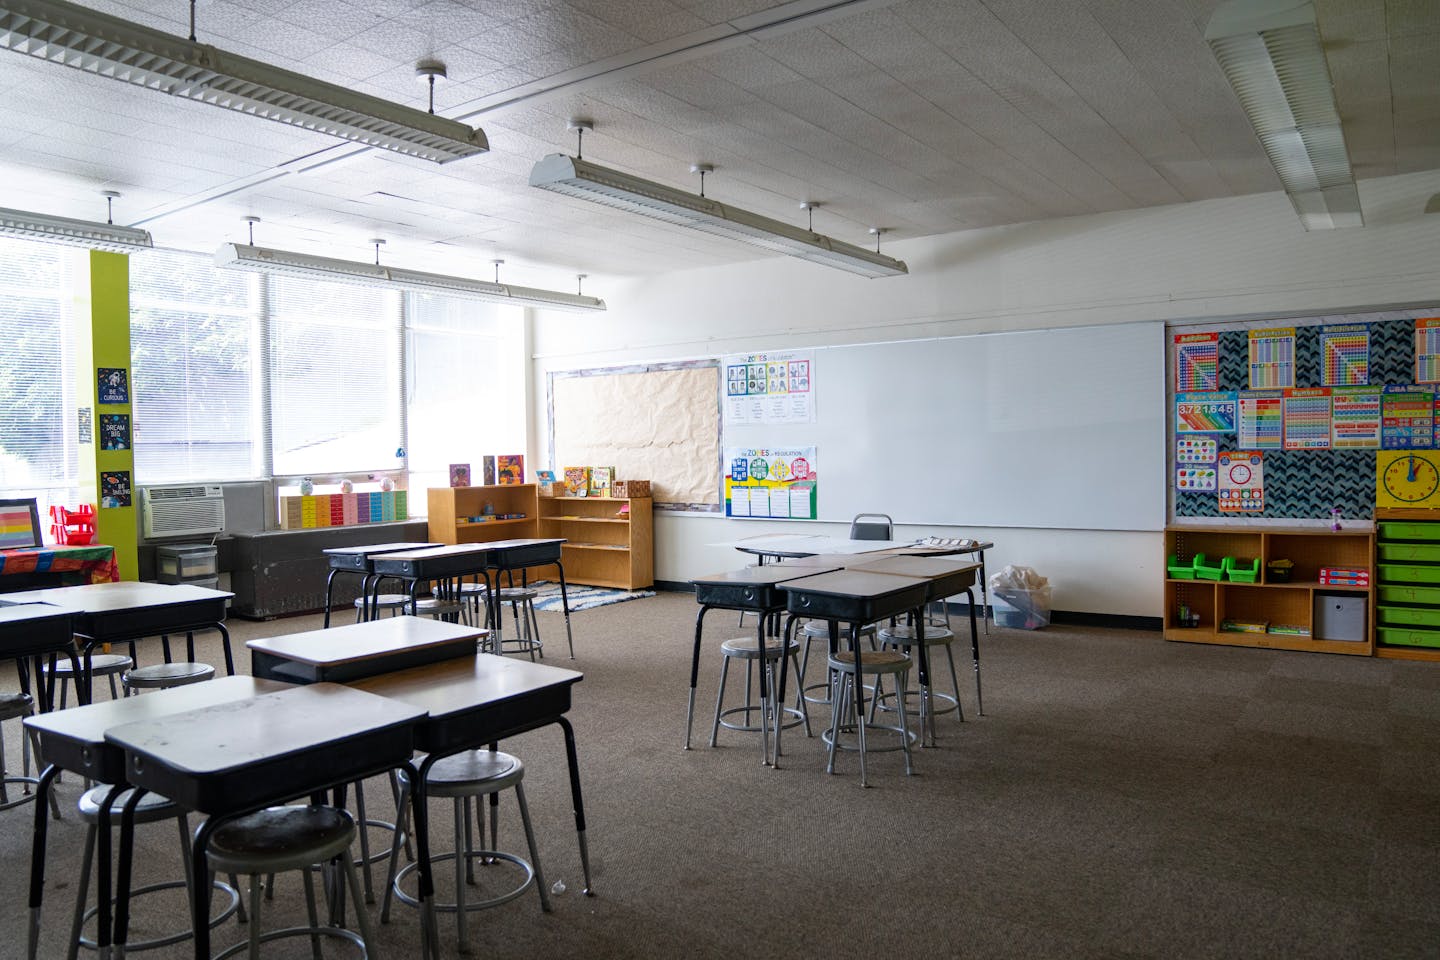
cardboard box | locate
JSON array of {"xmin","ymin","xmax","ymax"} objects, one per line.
[{"xmin": 612, "ymin": 479, "xmax": 650, "ymax": 498}]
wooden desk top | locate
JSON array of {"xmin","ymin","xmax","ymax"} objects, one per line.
[
  {"xmin": 483, "ymin": 538, "xmax": 566, "ymax": 550},
  {"xmin": 247, "ymin": 616, "xmax": 484, "ymax": 667},
  {"xmin": 372, "ymin": 544, "xmax": 495, "ymax": 561},
  {"xmin": 2, "ymin": 580, "xmax": 233, "ymax": 613},
  {"xmin": 777, "ymin": 569, "xmax": 931, "ymax": 599},
  {"xmin": 349, "ymin": 653, "xmax": 581, "ymax": 719},
  {"xmin": 322, "ymin": 542, "xmax": 441, "ymax": 557},
  {"xmin": 847, "ymin": 556, "xmax": 981, "ymax": 579},
  {"xmin": 692, "ymin": 565, "xmax": 841, "ymax": 587}
]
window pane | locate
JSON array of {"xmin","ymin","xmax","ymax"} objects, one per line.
[
  {"xmin": 0, "ymin": 237, "xmax": 80, "ymax": 518},
  {"xmin": 270, "ymin": 277, "xmax": 401, "ymax": 476},
  {"xmin": 130, "ymin": 249, "xmax": 259, "ymax": 483},
  {"xmin": 405, "ymin": 293, "xmax": 524, "ymax": 508}
]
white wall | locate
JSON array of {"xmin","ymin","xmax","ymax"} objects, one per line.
[{"xmin": 531, "ymin": 171, "xmax": 1440, "ymax": 618}]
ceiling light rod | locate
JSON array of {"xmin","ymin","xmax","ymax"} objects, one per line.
[
  {"xmin": 243, "ymin": 214, "xmax": 260, "ymax": 245},
  {"xmin": 692, "ymin": 163, "xmax": 713, "ymax": 198},
  {"xmin": 577, "ymin": 273, "xmax": 586, "ymax": 295},
  {"xmin": 0, "ymin": 0, "xmax": 488, "ymax": 164},
  {"xmin": 0, "ymin": 192, "xmax": 153, "ymax": 252},
  {"xmin": 568, "ymin": 119, "xmax": 592, "ymax": 159},
  {"xmin": 869, "ymin": 227, "xmax": 885, "ymax": 254},
  {"xmin": 416, "ymin": 60, "xmax": 445, "ymax": 116},
  {"xmin": 800, "ymin": 201, "xmax": 819, "ymax": 232},
  {"xmin": 530, "ymin": 153, "xmax": 907, "ymax": 278},
  {"xmin": 371, "ymin": 238, "xmax": 386, "ymax": 265},
  {"xmin": 492, "ymin": 258, "xmax": 504, "ymax": 283},
  {"xmin": 215, "ymin": 243, "xmax": 606, "ymax": 312}
]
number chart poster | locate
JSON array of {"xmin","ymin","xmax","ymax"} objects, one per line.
[
  {"xmin": 1282, "ymin": 388, "xmax": 1331, "ymax": 450},
  {"xmin": 1174, "ymin": 332, "xmax": 1219, "ymax": 392},
  {"xmin": 1248, "ymin": 328, "xmax": 1296, "ymax": 390},
  {"xmin": 723, "ymin": 351, "xmax": 813, "ymax": 425},
  {"xmin": 1320, "ymin": 324, "xmax": 1370, "ymax": 386},
  {"xmin": 1415, "ymin": 318, "xmax": 1440, "ymax": 383},
  {"xmin": 1331, "ymin": 386, "xmax": 1381, "ymax": 448},
  {"xmin": 1176, "ymin": 392, "xmax": 1237, "ymax": 433},
  {"xmin": 1218, "ymin": 451, "xmax": 1264, "ymax": 512},
  {"xmin": 724, "ymin": 446, "xmax": 818, "ymax": 519},
  {"xmin": 1237, "ymin": 391, "xmax": 1283, "ymax": 449}
]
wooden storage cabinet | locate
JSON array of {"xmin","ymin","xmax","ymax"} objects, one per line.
[
  {"xmin": 1164, "ymin": 525, "xmax": 1374, "ymax": 655},
  {"xmin": 538, "ymin": 496, "xmax": 653, "ymax": 590},
  {"xmin": 427, "ymin": 484, "xmax": 538, "ymax": 545},
  {"xmin": 1374, "ymin": 509, "xmax": 1440, "ymax": 661}
]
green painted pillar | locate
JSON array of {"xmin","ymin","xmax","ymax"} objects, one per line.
[{"xmin": 77, "ymin": 250, "xmax": 138, "ymax": 580}]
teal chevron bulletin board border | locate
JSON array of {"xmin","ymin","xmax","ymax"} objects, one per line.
[{"xmin": 1171, "ymin": 311, "xmax": 1437, "ymax": 521}]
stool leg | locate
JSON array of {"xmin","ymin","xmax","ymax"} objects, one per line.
[
  {"xmin": 341, "ymin": 848, "xmax": 377, "ymax": 958},
  {"xmin": 464, "ymin": 794, "xmax": 476, "ymax": 883},
  {"xmin": 825, "ymin": 670, "xmax": 843, "ymax": 775},
  {"xmin": 380, "ymin": 773, "xmax": 412, "ymax": 925},
  {"xmin": 246, "ymin": 874, "xmax": 263, "ymax": 960},
  {"xmin": 515, "ymin": 782, "xmax": 551, "ymax": 912},
  {"xmin": 708, "ymin": 655, "xmax": 731, "ymax": 748},
  {"xmin": 65, "ymin": 824, "xmax": 96, "ymax": 960},
  {"xmin": 945, "ymin": 644, "xmax": 965, "ymax": 724},
  {"xmin": 897, "ymin": 669, "xmax": 915, "ymax": 776},
  {"xmin": 301, "ymin": 865, "xmax": 322, "ymax": 960},
  {"xmin": 354, "ymin": 780, "xmax": 375, "ymax": 904},
  {"xmin": 454, "ymin": 797, "xmax": 469, "ymax": 954}
]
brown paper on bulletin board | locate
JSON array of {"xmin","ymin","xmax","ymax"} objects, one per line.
[{"xmin": 550, "ymin": 363, "xmax": 720, "ymax": 509}]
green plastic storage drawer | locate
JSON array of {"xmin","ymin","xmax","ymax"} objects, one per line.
[
  {"xmin": 1379, "ymin": 543, "xmax": 1440, "ymax": 563},
  {"xmin": 1379, "ymin": 563, "xmax": 1440, "ymax": 585},
  {"xmin": 1377, "ymin": 627, "xmax": 1440, "ymax": 648},
  {"xmin": 1380, "ymin": 584, "xmax": 1440, "ymax": 606},
  {"xmin": 1379, "ymin": 605, "xmax": 1440, "ymax": 627},
  {"xmin": 1378, "ymin": 522, "xmax": 1440, "ymax": 542}
]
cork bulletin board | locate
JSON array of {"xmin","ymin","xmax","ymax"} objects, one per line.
[{"xmin": 548, "ymin": 361, "xmax": 722, "ymax": 511}]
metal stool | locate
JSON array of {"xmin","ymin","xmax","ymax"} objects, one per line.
[
  {"xmin": 825, "ymin": 649, "xmax": 915, "ymax": 787},
  {"xmin": 796, "ymin": 620, "xmax": 875, "ymax": 706},
  {"xmin": 354, "ymin": 593, "xmax": 408, "ymax": 622},
  {"xmin": 122, "ymin": 661, "xmax": 215, "ymax": 695},
  {"xmin": 68, "ymin": 785, "xmax": 239, "ymax": 959},
  {"xmin": 385, "ymin": 749, "xmax": 549, "ymax": 954},
  {"xmin": 876, "ymin": 623, "xmax": 964, "ymax": 743},
  {"xmin": 46, "ymin": 652, "xmax": 132, "ymax": 707},
  {"xmin": 1, "ymin": 691, "xmax": 59, "ymax": 817},
  {"xmin": 495, "ymin": 587, "xmax": 543, "ymax": 660},
  {"xmin": 459, "ymin": 580, "xmax": 490, "ymax": 628},
  {"xmin": 710, "ymin": 636, "xmax": 808, "ymax": 747},
  {"xmin": 205, "ymin": 804, "xmax": 374, "ymax": 960}
]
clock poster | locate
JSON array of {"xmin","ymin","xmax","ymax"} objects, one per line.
[{"xmin": 1218, "ymin": 451, "xmax": 1264, "ymax": 513}]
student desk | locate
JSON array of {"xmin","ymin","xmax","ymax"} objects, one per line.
[
  {"xmin": 349, "ymin": 653, "xmax": 589, "ymax": 958},
  {"xmin": 775, "ymin": 570, "xmax": 933, "ymax": 780},
  {"xmin": 105, "ymin": 684, "xmax": 426, "ymax": 960},
  {"xmin": 0, "ymin": 600, "xmax": 79, "ymax": 711},
  {"xmin": 478, "ymin": 538, "xmax": 575, "ymax": 659},
  {"xmin": 687, "ymin": 564, "xmax": 841, "ymax": 763},
  {"xmin": 2, "ymin": 582, "xmax": 236, "ymax": 704},
  {"xmin": 248, "ymin": 615, "xmax": 484, "ymax": 684},
  {"xmin": 320, "ymin": 541, "xmax": 441, "ymax": 627},
  {"xmin": 22, "ymin": 676, "xmax": 290, "ymax": 960}
]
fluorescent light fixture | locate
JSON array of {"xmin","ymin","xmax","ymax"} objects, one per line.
[
  {"xmin": 0, "ymin": 0, "xmax": 487, "ymax": 164},
  {"xmin": 1206, "ymin": 0, "xmax": 1361, "ymax": 230},
  {"xmin": 0, "ymin": 205, "xmax": 152, "ymax": 251},
  {"xmin": 215, "ymin": 243, "xmax": 605, "ymax": 312},
  {"xmin": 529, "ymin": 154, "xmax": 907, "ymax": 278}
]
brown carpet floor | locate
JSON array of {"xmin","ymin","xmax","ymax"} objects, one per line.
[{"xmin": 3, "ymin": 591, "xmax": 1440, "ymax": 959}]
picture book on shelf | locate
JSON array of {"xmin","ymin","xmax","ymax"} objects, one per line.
[
  {"xmin": 563, "ymin": 467, "xmax": 590, "ymax": 497},
  {"xmin": 448, "ymin": 463, "xmax": 471, "ymax": 487},
  {"xmin": 497, "ymin": 454, "xmax": 525, "ymax": 485},
  {"xmin": 589, "ymin": 466, "xmax": 613, "ymax": 497},
  {"xmin": 536, "ymin": 469, "xmax": 558, "ymax": 496},
  {"xmin": 482, "ymin": 456, "xmax": 497, "ymax": 485}
]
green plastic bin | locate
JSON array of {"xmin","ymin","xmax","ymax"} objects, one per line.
[
  {"xmin": 1379, "ymin": 605, "xmax": 1440, "ymax": 627},
  {"xmin": 1379, "ymin": 543, "xmax": 1440, "ymax": 563},
  {"xmin": 1224, "ymin": 556, "xmax": 1260, "ymax": 583},
  {"xmin": 1380, "ymin": 584, "xmax": 1440, "ymax": 606},
  {"xmin": 1378, "ymin": 522, "xmax": 1440, "ymax": 542},
  {"xmin": 1166, "ymin": 554, "xmax": 1196, "ymax": 579},
  {"xmin": 1378, "ymin": 627, "xmax": 1440, "ymax": 648},
  {"xmin": 1379, "ymin": 563, "xmax": 1440, "ymax": 585},
  {"xmin": 1193, "ymin": 553, "xmax": 1226, "ymax": 581}
]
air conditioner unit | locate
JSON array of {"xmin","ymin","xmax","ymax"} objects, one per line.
[{"xmin": 141, "ymin": 484, "xmax": 226, "ymax": 539}]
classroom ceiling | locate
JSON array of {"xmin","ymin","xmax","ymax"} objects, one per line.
[{"xmin": 0, "ymin": 0, "xmax": 1436, "ymax": 286}]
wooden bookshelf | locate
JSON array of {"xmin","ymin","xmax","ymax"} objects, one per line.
[
  {"xmin": 427, "ymin": 484, "xmax": 538, "ymax": 545},
  {"xmin": 538, "ymin": 496, "xmax": 653, "ymax": 590},
  {"xmin": 1164, "ymin": 524, "xmax": 1374, "ymax": 655}
]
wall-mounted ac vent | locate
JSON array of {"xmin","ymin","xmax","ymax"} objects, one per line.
[{"xmin": 141, "ymin": 484, "xmax": 226, "ymax": 539}]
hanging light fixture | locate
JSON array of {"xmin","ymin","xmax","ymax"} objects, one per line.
[
  {"xmin": 0, "ymin": 190, "xmax": 152, "ymax": 251},
  {"xmin": 529, "ymin": 123, "xmax": 906, "ymax": 278},
  {"xmin": 214, "ymin": 237, "xmax": 604, "ymax": 312},
  {"xmin": 0, "ymin": 0, "xmax": 487, "ymax": 163}
]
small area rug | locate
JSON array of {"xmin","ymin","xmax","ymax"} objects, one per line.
[{"xmin": 528, "ymin": 580, "xmax": 655, "ymax": 613}]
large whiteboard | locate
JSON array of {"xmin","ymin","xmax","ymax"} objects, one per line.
[{"xmin": 723, "ymin": 322, "xmax": 1165, "ymax": 531}]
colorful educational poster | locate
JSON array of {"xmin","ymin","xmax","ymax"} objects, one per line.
[
  {"xmin": 96, "ymin": 367, "xmax": 128, "ymax": 404},
  {"xmin": 1237, "ymin": 391, "xmax": 1283, "ymax": 449},
  {"xmin": 1175, "ymin": 466, "xmax": 1217, "ymax": 491},
  {"xmin": 1175, "ymin": 392, "xmax": 1237, "ymax": 433},
  {"xmin": 1248, "ymin": 328, "xmax": 1296, "ymax": 390},
  {"xmin": 1330, "ymin": 386, "xmax": 1382, "ymax": 448},
  {"xmin": 1319, "ymin": 324, "xmax": 1370, "ymax": 385},
  {"xmin": 1382, "ymin": 386, "xmax": 1436, "ymax": 449},
  {"xmin": 1174, "ymin": 332, "xmax": 1219, "ymax": 392},
  {"xmin": 1282, "ymin": 388, "xmax": 1332, "ymax": 449},
  {"xmin": 1414, "ymin": 318, "xmax": 1440, "ymax": 383},
  {"xmin": 100, "ymin": 471, "xmax": 131, "ymax": 508},
  {"xmin": 1218, "ymin": 451, "xmax": 1264, "ymax": 512},
  {"xmin": 77, "ymin": 407, "xmax": 92, "ymax": 445},
  {"xmin": 1175, "ymin": 437, "xmax": 1217, "ymax": 464},
  {"xmin": 723, "ymin": 351, "xmax": 814, "ymax": 425},
  {"xmin": 99, "ymin": 414, "xmax": 130, "ymax": 451},
  {"xmin": 723, "ymin": 446, "xmax": 817, "ymax": 519}
]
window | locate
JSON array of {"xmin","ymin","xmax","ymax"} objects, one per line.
[
  {"xmin": 0, "ymin": 237, "xmax": 81, "ymax": 516},
  {"xmin": 404, "ymin": 293, "xmax": 525, "ymax": 499},
  {"xmin": 130, "ymin": 249, "xmax": 261, "ymax": 482},
  {"xmin": 269, "ymin": 277, "xmax": 402, "ymax": 477}
]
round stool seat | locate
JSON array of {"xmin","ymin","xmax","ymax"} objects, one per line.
[
  {"xmin": 0, "ymin": 691, "xmax": 32, "ymax": 721},
  {"xmin": 79, "ymin": 785, "xmax": 179, "ymax": 825},
  {"xmin": 877, "ymin": 624, "xmax": 956, "ymax": 645},
  {"xmin": 423, "ymin": 749, "xmax": 524, "ymax": 797},
  {"xmin": 356, "ymin": 593, "xmax": 409, "ymax": 609},
  {"xmin": 497, "ymin": 587, "xmax": 537, "ymax": 601},
  {"xmin": 414, "ymin": 596, "xmax": 463, "ymax": 618},
  {"xmin": 207, "ymin": 805, "xmax": 356, "ymax": 875},
  {"xmin": 803, "ymin": 620, "xmax": 875, "ymax": 639},
  {"xmin": 829, "ymin": 649, "xmax": 910, "ymax": 674},
  {"xmin": 459, "ymin": 582, "xmax": 489, "ymax": 596},
  {"xmin": 124, "ymin": 661, "xmax": 214, "ymax": 691},
  {"xmin": 720, "ymin": 635, "xmax": 799, "ymax": 660},
  {"xmin": 48, "ymin": 653, "xmax": 131, "ymax": 676}
]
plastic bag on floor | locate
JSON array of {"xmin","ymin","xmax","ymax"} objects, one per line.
[{"xmin": 988, "ymin": 564, "xmax": 1051, "ymax": 629}]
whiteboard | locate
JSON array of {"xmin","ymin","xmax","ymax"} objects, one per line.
[{"xmin": 722, "ymin": 322, "xmax": 1165, "ymax": 531}]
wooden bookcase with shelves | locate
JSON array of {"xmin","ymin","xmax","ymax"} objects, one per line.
[
  {"xmin": 1374, "ymin": 508, "xmax": 1440, "ymax": 662},
  {"xmin": 427, "ymin": 484, "xmax": 538, "ymax": 545},
  {"xmin": 1164, "ymin": 524, "xmax": 1374, "ymax": 656},
  {"xmin": 538, "ymin": 496, "xmax": 653, "ymax": 590}
]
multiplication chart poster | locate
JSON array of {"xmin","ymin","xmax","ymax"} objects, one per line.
[
  {"xmin": 1415, "ymin": 318, "xmax": 1440, "ymax": 383},
  {"xmin": 1248, "ymin": 327, "xmax": 1296, "ymax": 389},
  {"xmin": 1282, "ymin": 388, "xmax": 1331, "ymax": 449},
  {"xmin": 1218, "ymin": 451, "xmax": 1264, "ymax": 512},
  {"xmin": 1320, "ymin": 324, "xmax": 1369, "ymax": 385},
  {"xmin": 1175, "ymin": 391, "xmax": 1237, "ymax": 433},
  {"xmin": 723, "ymin": 351, "xmax": 814, "ymax": 425},
  {"xmin": 724, "ymin": 446, "xmax": 818, "ymax": 519},
  {"xmin": 1330, "ymin": 386, "xmax": 1382, "ymax": 448},
  {"xmin": 1237, "ymin": 391, "xmax": 1283, "ymax": 448},
  {"xmin": 1174, "ymin": 332, "xmax": 1218, "ymax": 392},
  {"xmin": 1382, "ymin": 386, "xmax": 1435, "ymax": 449}
]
